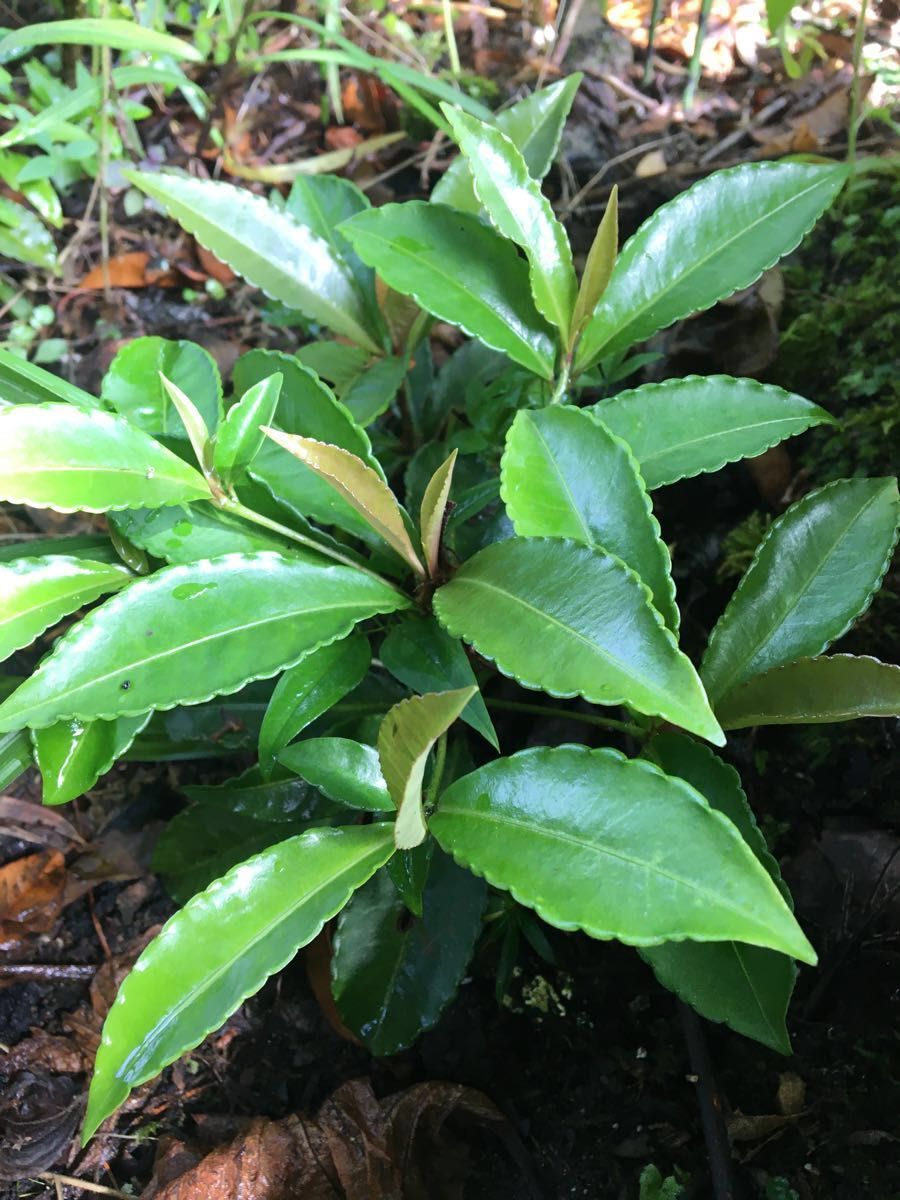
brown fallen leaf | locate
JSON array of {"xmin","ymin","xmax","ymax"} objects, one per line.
[
  {"xmin": 0, "ymin": 794, "xmax": 84, "ymax": 851},
  {"xmin": 195, "ymin": 244, "xmax": 236, "ymax": 285},
  {"xmin": 146, "ymin": 1079, "xmax": 525, "ymax": 1200},
  {"xmin": 0, "ymin": 850, "xmax": 67, "ymax": 948},
  {"xmin": 79, "ymin": 251, "xmax": 180, "ymax": 289}
]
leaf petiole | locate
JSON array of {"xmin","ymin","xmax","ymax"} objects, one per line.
[{"xmin": 486, "ymin": 698, "xmax": 648, "ymax": 740}]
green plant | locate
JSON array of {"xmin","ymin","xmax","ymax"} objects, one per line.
[{"xmin": 0, "ymin": 83, "xmax": 897, "ymax": 1146}]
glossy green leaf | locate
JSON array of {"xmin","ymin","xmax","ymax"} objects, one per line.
[
  {"xmin": 380, "ymin": 615, "xmax": 498, "ymax": 750},
  {"xmin": 442, "ymin": 106, "xmax": 576, "ymax": 337},
  {"xmin": 432, "ymin": 75, "xmax": 581, "ymax": 213},
  {"xmin": 153, "ymin": 805, "xmax": 318, "ymax": 905},
  {"xmin": 575, "ymin": 162, "xmax": 848, "ymax": 371},
  {"xmin": 279, "ymin": 737, "xmax": 393, "ymax": 811},
  {"xmin": 342, "ymin": 356, "xmax": 406, "ymax": 426},
  {"xmin": 0, "ymin": 346, "xmax": 101, "ymax": 410},
  {"xmin": 501, "ymin": 405, "xmax": 678, "ymax": 630},
  {"xmin": 0, "ymin": 553, "xmax": 408, "ymax": 732},
  {"xmin": 332, "ymin": 851, "xmax": 486, "ymax": 1054},
  {"xmin": 263, "ymin": 430, "xmax": 425, "ymax": 575},
  {"xmin": 640, "ymin": 733, "xmax": 795, "ymax": 1053},
  {"xmin": 182, "ymin": 765, "xmax": 328, "ymax": 824},
  {"xmin": 0, "ymin": 536, "xmax": 116, "ymax": 565},
  {"xmin": 0, "ymin": 149, "xmax": 63, "ymax": 229},
  {"xmin": 126, "ymin": 171, "xmax": 381, "ymax": 353},
  {"xmin": 0, "ymin": 556, "xmax": 132, "ymax": 662},
  {"xmin": 109, "ymin": 503, "xmax": 297, "ymax": 566},
  {"xmin": 258, "ymin": 634, "xmax": 371, "ymax": 778},
  {"xmin": 595, "ymin": 375, "xmax": 837, "ymax": 490},
  {"xmin": 717, "ymin": 655, "xmax": 900, "ymax": 729},
  {"xmin": 434, "ymin": 538, "xmax": 722, "ymax": 743},
  {"xmin": 130, "ymin": 693, "xmax": 270, "ymax": 761},
  {"xmin": 702, "ymin": 478, "xmax": 900, "ymax": 704},
  {"xmin": 284, "ymin": 173, "xmax": 378, "ymax": 328},
  {"xmin": 0, "ymin": 18, "xmax": 203, "ymax": 61},
  {"xmin": 101, "ymin": 337, "xmax": 223, "ymax": 439},
  {"xmin": 340, "ymin": 202, "xmax": 556, "ymax": 379},
  {"xmin": 386, "ymin": 842, "xmax": 433, "ymax": 917},
  {"xmin": 0, "ymin": 197, "xmax": 57, "ymax": 270},
  {"xmin": 0, "ymin": 728, "xmax": 33, "ymax": 791},
  {"xmin": 432, "ymin": 745, "xmax": 815, "ymax": 962},
  {"xmin": 571, "ymin": 185, "xmax": 618, "ymax": 346},
  {"xmin": 378, "ymin": 687, "xmax": 477, "ymax": 849},
  {"xmin": 213, "ymin": 373, "xmax": 282, "ymax": 487},
  {"xmin": 0, "ymin": 403, "xmax": 209, "ymax": 513},
  {"xmin": 83, "ymin": 824, "xmax": 394, "ymax": 1139},
  {"xmin": 33, "ymin": 713, "xmax": 151, "ymax": 806},
  {"xmin": 419, "ymin": 449, "xmax": 457, "ymax": 578}
]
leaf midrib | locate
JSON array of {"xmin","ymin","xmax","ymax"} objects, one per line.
[
  {"xmin": 17, "ymin": 597, "xmax": 384, "ymax": 716},
  {"xmin": 441, "ymin": 804, "xmax": 781, "ymax": 932},
  {"xmin": 635, "ymin": 413, "xmax": 819, "ymax": 467},
  {"xmin": 351, "ymin": 224, "xmax": 545, "ymax": 371}
]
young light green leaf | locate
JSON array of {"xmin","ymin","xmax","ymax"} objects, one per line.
[
  {"xmin": 279, "ymin": 737, "xmax": 393, "ymax": 811},
  {"xmin": 571, "ymin": 185, "xmax": 618, "ymax": 347},
  {"xmin": 595, "ymin": 375, "xmax": 837, "ymax": 490},
  {"xmin": 34, "ymin": 713, "xmax": 151, "ymax": 806},
  {"xmin": 0, "ymin": 556, "xmax": 132, "ymax": 663},
  {"xmin": 434, "ymin": 538, "xmax": 722, "ymax": 744},
  {"xmin": 575, "ymin": 162, "xmax": 848, "ymax": 371},
  {"xmin": 378, "ymin": 686, "xmax": 477, "ymax": 849},
  {"xmin": 159, "ymin": 372, "xmax": 213, "ymax": 478},
  {"xmin": 0, "ymin": 198, "xmax": 58, "ymax": 271},
  {"xmin": 340, "ymin": 202, "xmax": 556, "ymax": 379},
  {"xmin": 432, "ymin": 75, "xmax": 581, "ymax": 213},
  {"xmin": 101, "ymin": 337, "xmax": 223, "ymax": 438},
  {"xmin": 125, "ymin": 171, "xmax": 382, "ymax": 353},
  {"xmin": 0, "ymin": 553, "xmax": 408, "ymax": 732},
  {"xmin": 442, "ymin": 106, "xmax": 577, "ymax": 337},
  {"xmin": 262, "ymin": 430, "xmax": 425, "ymax": 575},
  {"xmin": 702, "ymin": 478, "xmax": 900, "ymax": 704},
  {"xmin": 717, "ymin": 655, "xmax": 900, "ymax": 730},
  {"xmin": 640, "ymin": 733, "xmax": 796, "ymax": 1052},
  {"xmin": 332, "ymin": 852, "xmax": 486, "ymax": 1054},
  {"xmin": 0, "ymin": 346, "xmax": 102, "ymax": 409},
  {"xmin": 237, "ymin": 349, "xmax": 383, "ymax": 538},
  {"xmin": 258, "ymin": 634, "xmax": 371, "ymax": 778},
  {"xmin": 0, "ymin": 18, "xmax": 204, "ymax": 61},
  {"xmin": 500, "ymin": 405, "xmax": 678, "ymax": 630},
  {"xmin": 419, "ymin": 448, "xmax": 457, "ymax": 578},
  {"xmin": 83, "ymin": 824, "xmax": 394, "ymax": 1140},
  {"xmin": 0, "ymin": 404, "xmax": 209, "ymax": 512},
  {"xmin": 432, "ymin": 745, "xmax": 815, "ymax": 963},
  {"xmin": 213, "ymin": 372, "xmax": 282, "ymax": 488},
  {"xmin": 380, "ymin": 615, "xmax": 498, "ymax": 750}
]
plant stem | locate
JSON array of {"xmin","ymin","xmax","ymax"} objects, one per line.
[
  {"xmin": 642, "ymin": 0, "xmax": 665, "ymax": 85},
  {"xmin": 98, "ymin": 0, "xmax": 111, "ymax": 300},
  {"xmin": 224, "ymin": 498, "xmax": 403, "ymax": 591},
  {"xmin": 486, "ymin": 698, "xmax": 646, "ymax": 739},
  {"xmin": 549, "ymin": 357, "xmax": 571, "ymax": 405},
  {"xmin": 323, "ymin": 0, "xmax": 345, "ymax": 122},
  {"xmin": 679, "ymin": 1002, "xmax": 736, "ymax": 1200},
  {"xmin": 441, "ymin": 0, "xmax": 462, "ymax": 75},
  {"xmin": 847, "ymin": 0, "xmax": 869, "ymax": 163},
  {"xmin": 683, "ymin": 0, "xmax": 713, "ymax": 110}
]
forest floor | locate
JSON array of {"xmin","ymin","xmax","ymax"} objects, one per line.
[{"xmin": 1, "ymin": 1, "xmax": 899, "ymax": 1197}]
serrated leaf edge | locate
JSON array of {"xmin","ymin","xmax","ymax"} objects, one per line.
[
  {"xmin": 0, "ymin": 552, "xmax": 406, "ymax": 731},
  {"xmin": 576, "ymin": 163, "xmax": 848, "ymax": 370},
  {"xmin": 434, "ymin": 744, "xmax": 810, "ymax": 957},
  {"xmin": 703, "ymin": 478, "xmax": 900, "ymax": 703},
  {"xmin": 499, "ymin": 406, "xmax": 679, "ymax": 633},
  {"xmin": 595, "ymin": 374, "xmax": 838, "ymax": 488}
]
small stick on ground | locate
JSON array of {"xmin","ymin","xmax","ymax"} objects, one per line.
[
  {"xmin": 0, "ymin": 964, "xmax": 96, "ymax": 982},
  {"xmin": 679, "ymin": 1001, "xmax": 736, "ymax": 1200},
  {"xmin": 39, "ymin": 1174, "xmax": 131, "ymax": 1199}
]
